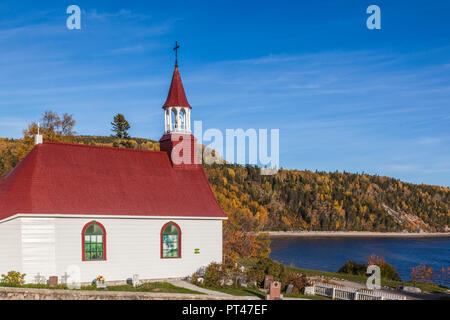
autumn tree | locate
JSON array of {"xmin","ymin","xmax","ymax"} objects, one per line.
[
  {"xmin": 17, "ymin": 111, "xmax": 76, "ymax": 161},
  {"xmin": 410, "ymin": 265, "xmax": 435, "ymax": 286}
]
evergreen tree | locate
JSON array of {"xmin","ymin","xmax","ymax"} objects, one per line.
[{"xmin": 111, "ymin": 113, "xmax": 130, "ymax": 139}]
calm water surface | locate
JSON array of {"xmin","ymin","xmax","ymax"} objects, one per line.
[{"xmin": 270, "ymin": 237, "xmax": 450, "ymax": 285}]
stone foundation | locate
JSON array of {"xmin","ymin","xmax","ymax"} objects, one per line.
[{"xmin": 0, "ymin": 286, "xmax": 242, "ymax": 300}]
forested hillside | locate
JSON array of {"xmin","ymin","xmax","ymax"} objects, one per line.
[
  {"xmin": 1, "ymin": 135, "xmax": 449, "ymax": 233},
  {"xmin": 205, "ymin": 164, "xmax": 449, "ymax": 233}
]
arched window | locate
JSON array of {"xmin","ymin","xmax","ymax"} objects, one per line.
[
  {"xmin": 82, "ymin": 221, "xmax": 106, "ymax": 261},
  {"xmin": 161, "ymin": 222, "xmax": 181, "ymax": 259},
  {"xmin": 171, "ymin": 108, "xmax": 178, "ymax": 131}
]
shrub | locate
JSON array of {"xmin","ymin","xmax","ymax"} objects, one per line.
[
  {"xmin": 338, "ymin": 255, "xmax": 401, "ymax": 281},
  {"xmin": 244, "ymin": 267, "xmax": 265, "ymax": 286},
  {"xmin": 338, "ymin": 261, "xmax": 367, "ymax": 276},
  {"xmin": 255, "ymin": 258, "xmax": 288, "ymax": 282},
  {"xmin": 282, "ymin": 271, "xmax": 309, "ymax": 294},
  {"xmin": 201, "ymin": 262, "xmax": 241, "ymax": 287},
  {"xmin": 1, "ymin": 271, "xmax": 26, "ymax": 286}
]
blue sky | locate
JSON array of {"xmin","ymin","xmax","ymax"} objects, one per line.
[{"xmin": 0, "ymin": 0, "xmax": 449, "ymax": 186}]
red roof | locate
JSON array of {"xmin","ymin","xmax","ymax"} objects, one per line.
[
  {"xmin": 0, "ymin": 142, "xmax": 226, "ymax": 220},
  {"xmin": 162, "ymin": 65, "xmax": 191, "ymax": 109}
]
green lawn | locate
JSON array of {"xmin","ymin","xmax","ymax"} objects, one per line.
[
  {"xmin": 203, "ymin": 286, "xmax": 266, "ymax": 299},
  {"xmin": 83, "ymin": 282, "xmax": 203, "ymax": 294},
  {"xmin": 0, "ymin": 281, "xmax": 203, "ymax": 295},
  {"xmin": 286, "ymin": 266, "xmax": 449, "ymax": 293},
  {"xmin": 285, "ymin": 293, "xmax": 330, "ymax": 300}
]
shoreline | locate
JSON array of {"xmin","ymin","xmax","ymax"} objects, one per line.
[{"xmin": 265, "ymin": 231, "xmax": 450, "ymax": 238}]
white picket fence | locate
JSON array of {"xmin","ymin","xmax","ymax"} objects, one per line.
[{"xmin": 312, "ymin": 282, "xmax": 406, "ymax": 300}]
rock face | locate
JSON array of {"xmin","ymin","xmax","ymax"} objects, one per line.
[{"xmin": 397, "ymin": 286, "xmax": 422, "ymax": 293}]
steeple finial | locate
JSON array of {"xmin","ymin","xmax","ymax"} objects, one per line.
[{"xmin": 173, "ymin": 41, "xmax": 180, "ymax": 66}]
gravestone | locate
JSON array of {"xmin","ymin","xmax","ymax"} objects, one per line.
[
  {"xmin": 96, "ymin": 280, "xmax": 107, "ymax": 290},
  {"xmin": 49, "ymin": 276, "xmax": 58, "ymax": 287},
  {"xmin": 264, "ymin": 275, "xmax": 274, "ymax": 290},
  {"xmin": 238, "ymin": 276, "xmax": 248, "ymax": 288},
  {"xmin": 303, "ymin": 286, "xmax": 315, "ymax": 295},
  {"xmin": 34, "ymin": 273, "xmax": 46, "ymax": 285},
  {"xmin": 132, "ymin": 274, "xmax": 140, "ymax": 287},
  {"xmin": 398, "ymin": 285, "xmax": 421, "ymax": 293},
  {"xmin": 225, "ymin": 278, "xmax": 234, "ymax": 286},
  {"xmin": 285, "ymin": 284, "xmax": 294, "ymax": 295},
  {"xmin": 267, "ymin": 281, "xmax": 282, "ymax": 300}
]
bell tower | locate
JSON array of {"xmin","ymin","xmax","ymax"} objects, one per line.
[
  {"xmin": 162, "ymin": 65, "xmax": 192, "ymax": 134},
  {"xmin": 159, "ymin": 42, "xmax": 200, "ymax": 168}
]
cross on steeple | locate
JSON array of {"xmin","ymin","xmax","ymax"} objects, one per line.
[{"xmin": 173, "ymin": 41, "xmax": 180, "ymax": 66}]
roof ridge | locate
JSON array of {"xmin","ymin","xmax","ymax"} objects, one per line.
[
  {"xmin": 43, "ymin": 141, "xmax": 166, "ymax": 154},
  {"xmin": 28, "ymin": 145, "xmax": 42, "ymax": 213}
]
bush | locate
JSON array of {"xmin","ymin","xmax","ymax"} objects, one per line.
[
  {"xmin": 244, "ymin": 267, "xmax": 265, "ymax": 286},
  {"xmin": 1, "ymin": 271, "xmax": 26, "ymax": 286},
  {"xmin": 338, "ymin": 261, "xmax": 367, "ymax": 276},
  {"xmin": 338, "ymin": 256, "xmax": 401, "ymax": 281},
  {"xmin": 381, "ymin": 262, "xmax": 401, "ymax": 281},
  {"xmin": 255, "ymin": 258, "xmax": 288, "ymax": 282},
  {"xmin": 197, "ymin": 262, "xmax": 242, "ymax": 288},
  {"xmin": 282, "ymin": 271, "xmax": 309, "ymax": 294},
  {"xmin": 203, "ymin": 263, "xmax": 225, "ymax": 287}
]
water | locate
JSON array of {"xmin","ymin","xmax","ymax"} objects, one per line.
[{"xmin": 270, "ymin": 236, "xmax": 450, "ymax": 286}]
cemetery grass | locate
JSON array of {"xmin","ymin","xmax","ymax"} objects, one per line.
[
  {"xmin": 83, "ymin": 282, "xmax": 204, "ymax": 294},
  {"xmin": 203, "ymin": 286, "xmax": 266, "ymax": 299},
  {"xmin": 287, "ymin": 266, "xmax": 448, "ymax": 293},
  {"xmin": 285, "ymin": 293, "xmax": 330, "ymax": 300},
  {"xmin": 0, "ymin": 281, "xmax": 203, "ymax": 294}
]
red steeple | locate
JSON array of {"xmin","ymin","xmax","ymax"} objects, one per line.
[{"xmin": 162, "ymin": 65, "xmax": 191, "ymax": 109}]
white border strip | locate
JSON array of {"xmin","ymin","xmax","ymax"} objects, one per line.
[{"xmin": 0, "ymin": 213, "xmax": 228, "ymax": 224}]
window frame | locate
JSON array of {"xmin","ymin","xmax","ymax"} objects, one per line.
[
  {"xmin": 82, "ymin": 221, "xmax": 107, "ymax": 261},
  {"xmin": 160, "ymin": 221, "xmax": 182, "ymax": 259}
]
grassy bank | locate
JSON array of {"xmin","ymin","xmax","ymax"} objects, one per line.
[
  {"xmin": 202, "ymin": 286, "xmax": 265, "ymax": 299},
  {"xmin": 286, "ymin": 265, "xmax": 448, "ymax": 293}
]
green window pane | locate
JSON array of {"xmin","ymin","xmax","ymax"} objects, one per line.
[
  {"xmin": 162, "ymin": 223, "xmax": 180, "ymax": 258},
  {"xmin": 84, "ymin": 222, "xmax": 105, "ymax": 261}
]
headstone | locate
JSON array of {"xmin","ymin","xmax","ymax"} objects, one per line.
[
  {"xmin": 264, "ymin": 275, "xmax": 274, "ymax": 290},
  {"xmin": 285, "ymin": 284, "xmax": 294, "ymax": 295},
  {"xmin": 267, "ymin": 281, "xmax": 281, "ymax": 300},
  {"xmin": 397, "ymin": 286, "xmax": 421, "ymax": 293},
  {"xmin": 238, "ymin": 277, "xmax": 247, "ymax": 287},
  {"xmin": 197, "ymin": 267, "xmax": 206, "ymax": 277},
  {"xmin": 303, "ymin": 286, "xmax": 315, "ymax": 296},
  {"xmin": 49, "ymin": 276, "xmax": 58, "ymax": 287},
  {"xmin": 61, "ymin": 272, "xmax": 69, "ymax": 285},
  {"xmin": 132, "ymin": 274, "xmax": 140, "ymax": 287},
  {"xmin": 96, "ymin": 280, "xmax": 107, "ymax": 289},
  {"xmin": 34, "ymin": 273, "xmax": 46, "ymax": 285}
]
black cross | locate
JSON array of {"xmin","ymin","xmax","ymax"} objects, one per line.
[{"xmin": 173, "ymin": 41, "xmax": 180, "ymax": 66}]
